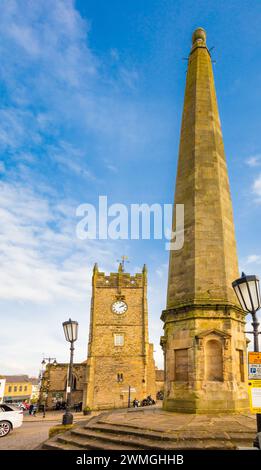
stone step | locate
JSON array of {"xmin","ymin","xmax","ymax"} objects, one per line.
[
  {"xmin": 89, "ymin": 421, "xmax": 232, "ymax": 441},
  {"xmin": 95, "ymin": 420, "xmax": 255, "ymax": 443},
  {"xmin": 71, "ymin": 427, "xmax": 166, "ymax": 450},
  {"xmin": 43, "ymin": 439, "xmax": 80, "ymax": 450},
  {"xmin": 87, "ymin": 421, "xmax": 180, "ymax": 441},
  {"xmin": 87, "ymin": 421, "xmax": 254, "ymax": 447},
  {"xmin": 79, "ymin": 425, "xmax": 235, "ymax": 450},
  {"xmin": 57, "ymin": 433, "xmax": 138, "ymax": 451}
]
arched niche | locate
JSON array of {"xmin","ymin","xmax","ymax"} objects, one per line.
[{"xmin": 205, "ymin": 339, "xmax": 223, "ymax": 381}]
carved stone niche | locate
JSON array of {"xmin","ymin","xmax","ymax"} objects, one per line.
[
  {"xmin": 195, "ymin": 329, "xmax": 231, "ymax": 350},
  {"xmin": 195, "ymin": 329, "xmax": 231, "ymax": 382}
]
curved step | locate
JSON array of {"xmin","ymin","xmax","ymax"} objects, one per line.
[
  {"xmin": 57, "ymin": 433, "xmax": 138, "ymax": 451},
  {"xmin": 73, "ymin": 426, "xmax": 235, "ymax": 450}
]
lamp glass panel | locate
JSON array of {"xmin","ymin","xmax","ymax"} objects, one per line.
[
  {"xmin": 257, "ymin": 279, "xmax": 261, "ymax": 308},
  {"xmin": 70, "ymin": 321, "xmax": 74, "ymax": 342},
  {"xmin": 248, "ymin": 280, "xmax": 260, "ymax": 311},
  {"xmin": 238, "ymin": 282, "xmax": 252, "ymax": 312},
  {"xmin": 72, "ymin": 322, "xmax": 78, "ymax": 341},
  {"xmin": 63, "ymin": 322, "xmax": 70, "ymax": 342},
  {"xmin": 234, "ymin": 285, "xmax": 245, "ymax": 310}
]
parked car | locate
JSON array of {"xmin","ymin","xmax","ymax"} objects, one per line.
[{"xmin": 0, "ymin": 404, "xmax": 23, "ymax": 437}]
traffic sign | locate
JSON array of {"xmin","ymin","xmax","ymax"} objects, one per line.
[
  {"xmin": 248, "ymin": 352, "xmax": 261, "ymax": 379},
  {"xmin": 248, "ymin": 380, "xmax": 261, "ymax": 413}
]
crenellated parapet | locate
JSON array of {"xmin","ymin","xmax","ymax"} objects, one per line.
[{"xmin": 92, "ymin": 263, "xmax": 146, "ymax": 289}]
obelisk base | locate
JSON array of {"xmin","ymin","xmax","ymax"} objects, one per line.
[{"xmin": 161, "ymin": 303, "xmax": 250, "ymax": 414}]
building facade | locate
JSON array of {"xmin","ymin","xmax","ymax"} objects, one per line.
[
  {"xmin": 161, "ymin": 28, "xmax": 249, "ymax": 413},
  {"xmin": 41, "ymin": 363, "xmax": 86, "ymax": 409},
  {"xmin": 2, "ymin": 375, "xmax": 32, "ymax": 403},
  {"xmin": 83, "ymin": 263, "xmax": 156, "ymax": 410}
]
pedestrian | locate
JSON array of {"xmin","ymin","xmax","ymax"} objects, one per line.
[
  {"xmin": 132, "ymin": 398, "xmax": 139, "ymax": 408},
  {"xmin": 29, "ymin": 404, "xmax": 34, "ymax": 415}
]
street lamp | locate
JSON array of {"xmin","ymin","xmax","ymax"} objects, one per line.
[
  {"xmin": 38, "ymin": 356, "xmax": 57, "ymax": 417},
  {"xmin": 232, "ymin": 272, "xmax": 261, "ymax": 446},
  {"xmin": 232, "ymin": 273, "xmax": 261, "ymax": 351},
  {"xmin": 62, "ymin": 318, "xmax": 78, "ymax": 425}
]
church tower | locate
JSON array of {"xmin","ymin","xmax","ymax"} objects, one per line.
[
  {"xmin": 161, "ymin": 28, "xmax": 249, "ymax": 412},
  {"xmin": 84, "ymin": 263, "xmax": 156, "ymax": 409}
]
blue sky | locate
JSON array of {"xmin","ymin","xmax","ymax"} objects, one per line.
[{"xmin": 0, "ymin": 0, "xmax": 260, "ymax": 376}]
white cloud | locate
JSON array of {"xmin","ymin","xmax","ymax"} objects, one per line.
[
  {"xmin": 245, "ymin": 254, "xmax": 261, "ymax": 264},
  {"xmin": 0, "ymin": 0, "xmax": 170, "ymax": 203},
  {"xmin": 0, "ymin": 180, "xmax": 116, "ymax": 302},
  {"xmin": 246, "ymin": 154, "xmax": 261, "ymax": 167},
  {"xmin": 246, "ymin": 155, "xmax": 261, "ymax": 167},
  {"xmin": 253, "ymin": 174, "xmax": 261, "ymax": 197}
]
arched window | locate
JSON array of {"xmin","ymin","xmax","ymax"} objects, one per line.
[
  {"xmin": 205, "ymin": 339, "xmax": 223, "ymax": 381},
  {"xmin": 117, "ymin": 373, "xmax": 123, "ymax": 383}
]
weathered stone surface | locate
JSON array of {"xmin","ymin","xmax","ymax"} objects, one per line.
[
  {"xmin": 162, "ymin": 28, "xmax": 249, "ymax": 413},
  {"xmin": 43, "ymin": 407, "xmax": 257, "ymax": 450}
]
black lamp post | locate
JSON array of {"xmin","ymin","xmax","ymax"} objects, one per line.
[
  {"xmin": 62, "ymin": 318, "xmax": 78, "ymax": 425},
  {"xmin": 232, "ymin": 272, "xmax": 261, "ymax": 445},
  {"xmin": 38, "ymin": 357, "xmax": 57, "ymax": 417}
]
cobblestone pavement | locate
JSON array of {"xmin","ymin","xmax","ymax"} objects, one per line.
[{"xmin": 0, "ymin": 420, "xmax": 56, "ymax": 450}]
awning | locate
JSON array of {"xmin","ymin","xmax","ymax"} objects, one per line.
[{"xmin": 4, "ymin": 396, "xmax": 31, "ymax": 402}]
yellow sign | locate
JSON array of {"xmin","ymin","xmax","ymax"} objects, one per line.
[
  {"xmin": 248, "ymin": 352, "xmax": 261, "ymax": 364},
  {"xmin": 248, "ymin": 380, "xmax": 261, "ymax": 413}
]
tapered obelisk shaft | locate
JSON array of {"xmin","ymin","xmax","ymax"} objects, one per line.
[
  {"xmin": 161, "ymin": 28, "xmax": 249, "ymax": 413},
  {"xmin": 167, "ymin": 28, "xmax": 239, "ymax": 309}
]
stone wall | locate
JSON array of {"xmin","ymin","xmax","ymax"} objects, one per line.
[{"xmin": 43, "ymin": 363, "xmax": 86, "ymax": 409}]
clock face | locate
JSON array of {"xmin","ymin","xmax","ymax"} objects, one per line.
[{"xmin": 112, "ymin": 300, "xmax": 128, "ymax": 315}]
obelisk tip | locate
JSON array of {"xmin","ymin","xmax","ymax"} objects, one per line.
[{"xmin": 192, "ymin": 27, "xmax": 206, "ymax": 45}]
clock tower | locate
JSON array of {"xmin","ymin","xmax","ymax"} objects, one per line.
[{"xmin": 83, "ymin": 262, "xmax": 156, "ymax": 409}]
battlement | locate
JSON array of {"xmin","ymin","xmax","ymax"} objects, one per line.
[{"xmin": 92, "ymin": 263, "xmax": 147, "ymax": 288}]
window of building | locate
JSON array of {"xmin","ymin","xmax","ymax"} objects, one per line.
[
  {"xmin": 205, "ymin": 339, "xmax": 223, "ymax": 381},
  {"xmin": 72, "ymin": 375, "xmax": 77, "ymax": 390},
  {"xmin": 24, "ymin": 386, "xmax": 27, "ymax": 392},
  {"xmin": 117, "ymin": 373, "xmax": 124, "ymax": 383},
  {"xmin": 174, "ymin": 349, "xmax": 189, "ymax": 381},
  {"xmin": 114, "ymin": 334, "xmax": 124, "ymax": 347},
  {"xmin": 237, "ymin": 349, "xmax": 245, "ymax": 382},
  {"xmin": 14, "ymin": 386, "xmax": 17, "ymax": 392},
  {"xmin": 19, "ymin": 386, "xmax": 22, "ymax": 391},
  {"xmin": 8, "ymin": 386, "xmax": 12, "ymax": 393}
]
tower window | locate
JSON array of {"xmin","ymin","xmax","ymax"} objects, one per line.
[
  {"xmin": 114, "ymin": 334, "xmax": 124, "ymax": 346},
  {"xmin": 117, "ymin": 373, "xmax": 124, "ymax": 383}
]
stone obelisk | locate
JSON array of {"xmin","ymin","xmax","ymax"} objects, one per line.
[{"xmin": 161, "ymin": 28, "xmax": 249, "ymax": 413}]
